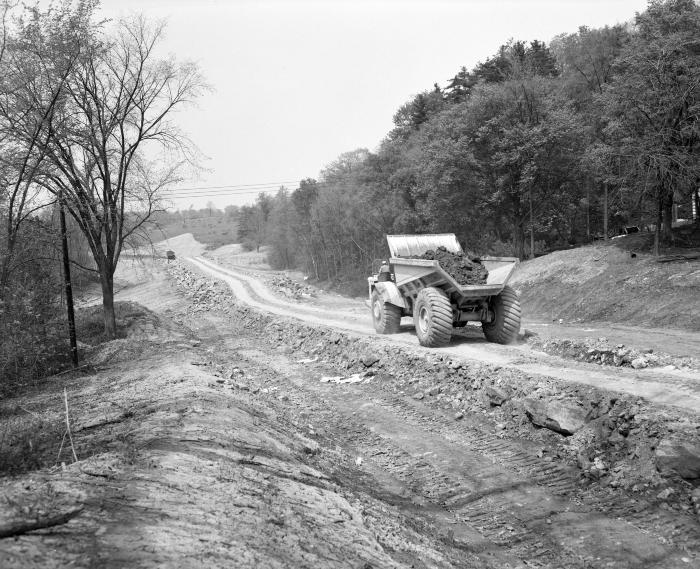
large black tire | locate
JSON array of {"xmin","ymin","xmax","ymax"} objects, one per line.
[
  {"xmin": 371, "ymin": 290, "xmax": 402, "ymax": 334},
  {"xmin": 413, "ymin": 287, "xmax": 453, "ymax": 347},
  {"xmin": 482, "ymin": 285, "xmax": 521, "ymax": 344}
]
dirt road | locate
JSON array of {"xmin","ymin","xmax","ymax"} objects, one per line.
[
  {"xmin": 189, "ymin": 255, "xmax": 700, "ymax": 413},
  {"xmin": 2, "ymin": 252, "xmax": 698, "ymax": 568}
]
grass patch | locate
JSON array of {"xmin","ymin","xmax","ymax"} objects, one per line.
[{"xmin": 75, "ymin": 301, "xmax": 148, "ymax": 345}]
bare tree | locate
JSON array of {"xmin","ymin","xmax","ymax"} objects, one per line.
[
  {"xmin": 0, "ymin": 1, "xmax": 81, "ymax": 291},
  {"xmin": 27, "ymin": 10, "xmax": 206, "ymax": 337}
]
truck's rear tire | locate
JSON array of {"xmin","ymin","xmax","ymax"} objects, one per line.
[
  {"xmin": 371, "ymin": 290, "xmax": 402, "ymax": 334},
  {"xmin": 413, "ymin": 287, "xmax": 452, "ymax": 347},
  {"xmin": 482, "ymin": 285, "xmax": 521, "ymax": 344}
]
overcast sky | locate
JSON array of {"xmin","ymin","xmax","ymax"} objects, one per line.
[{"xmin": 100, "ymin": 0, "xmax": 650, "ymax": 210}]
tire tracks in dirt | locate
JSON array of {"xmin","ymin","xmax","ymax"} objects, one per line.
[{"xmin": 215, "ymin": 335, "xmax": 697, "ymax": 569}]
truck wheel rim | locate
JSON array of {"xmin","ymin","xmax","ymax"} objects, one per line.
[
  {"xmin": 418, "ymin": 306, "xmax": 429, "ymax": 334},
  {"xmin": 373, "ymin": 300, "xmax": 381, "ymax": 321}
]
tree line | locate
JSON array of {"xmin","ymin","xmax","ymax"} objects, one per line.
[{"xmin": 240, "ymin": 0, "xmax": 699, "ymax": 291}]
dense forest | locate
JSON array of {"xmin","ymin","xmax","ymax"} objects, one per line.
[{"xmin": 227, "ymin": 0, "xmax": 700, "ymax": 286}]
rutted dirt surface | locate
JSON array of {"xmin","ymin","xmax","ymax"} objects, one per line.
[{"xmin": 1, "ymin": 243, "xmax": 699, "ymax": 567}]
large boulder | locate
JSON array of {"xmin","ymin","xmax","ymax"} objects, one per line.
[
  {"xmin": 655, "ymin": 439, "xmax": 700, "ymax": 480},
  {"xmin": 524, "ymin": 398, "xmax": 588, "ymax": 436}
]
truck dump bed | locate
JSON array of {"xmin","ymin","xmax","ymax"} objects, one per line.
[{"xmin": 386, "ymin": 234, "xmax": 518, "ymax": 300}]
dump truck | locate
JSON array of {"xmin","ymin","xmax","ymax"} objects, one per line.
[{"xmin": 368, "ymin": 234, "xmax": 521, "ymax": 347}]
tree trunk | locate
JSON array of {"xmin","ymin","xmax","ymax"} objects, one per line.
[
  {"xmin": 586, "ymin": 181, "xmax": 591, "ymax": 242},
  {"xmin": 529, "ymin": 188, "xmax": 535, "ymax": 259},
  {"xmin": 100, "ymin": 271, "xmax": 117, "ymax": 338},
  {"xmin": 512, "ymin": 220, "xmax": 526, "ymax": 260},
  {"xmin": 603, "ymin": 181, "xmax": 608, "ymax": 241},
  {"xmin": 661, "ymin": 187, "xmax": 674, "ymax": 242},
  {"xmin": 654, "ymin": 189, "xmax": 663, "ymax": 257}
]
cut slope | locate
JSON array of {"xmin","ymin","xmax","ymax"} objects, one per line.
[{"xmin": 509, "ymin": 240, "xmax": 700, "ymax": 331}]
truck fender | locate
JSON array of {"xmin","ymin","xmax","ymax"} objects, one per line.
[{"xmin": 373, "ymin": 281, "xmax": 406, "ymax": 309}]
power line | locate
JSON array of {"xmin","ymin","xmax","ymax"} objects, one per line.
[
  {"xmin": 166, "ymin": 187, "xmax": 299, "ymax": 199},
  {"xmin": 168, "ymin": 180, "xmax": 301, "ymax": 193}
]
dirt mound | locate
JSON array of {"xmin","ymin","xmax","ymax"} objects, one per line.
[
  {"xmin": 418, "ymin": 246, "xmax": 488, "ymax": 285},
  {"xmin": 510, "ymin": 242, "xmax": 700, "ymax": 331}
]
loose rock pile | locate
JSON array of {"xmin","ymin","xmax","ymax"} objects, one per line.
[
  {"xmin": 166, "ymin": 261, "xmax": 234, "ymax": 314},
  {"xmin": 529, "ymin": 336, "xmax": 698, "ymax": 371},
  {"xmin": 268, "ymin": 275, "xmax": 315, "ymax": 300},
  {"xmin": 416, "ymin": 246, "xmax": 488, "ymax": 285}
]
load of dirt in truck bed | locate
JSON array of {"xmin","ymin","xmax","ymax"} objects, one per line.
[{"xmin": 419, "ymin": 246, "xmax": 489, "ymax": 285}]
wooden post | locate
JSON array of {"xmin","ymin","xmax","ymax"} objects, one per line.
[{"xmin": 59, "ymin": 195, "xmax": 78, "ymax": 367}]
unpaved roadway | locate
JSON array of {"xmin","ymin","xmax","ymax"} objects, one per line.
[{"xmin": 189, "ymin": 255, "xmax": 700, "ymax": 413}]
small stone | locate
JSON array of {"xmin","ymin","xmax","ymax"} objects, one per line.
[
  {"xmin": 691, "ymin": 488, "xmax": 700, "ymax": 503},
  {"xmin": 428, "ymin": 386, "xmax": 441, "ymax": 396},
  {"xmin": 656, "ymin": 487, "xmax": 674, "ymax": 500},
  {"xmin": 414, "ymin": 392, "xmax": 425, "ymax": 400},
  {"xmin": 631, "ymin": 357, "xmax": 648, "ymax": 369},
  {"xmin": 454, "ymin": 412, "xmax": 464, "ymax": 420},
  {"xmin": 360, "ymin": 353, "xmax": 381, "ymax": 367}
]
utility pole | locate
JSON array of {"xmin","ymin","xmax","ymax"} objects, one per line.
[{"xmin": 59, "ymin": 193, "xmax": 78, "ymax": 367}]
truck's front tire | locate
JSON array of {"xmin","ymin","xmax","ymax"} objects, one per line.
[
  {"xmin": 413, "ymin": 287, "xmax": 452, "ymax": 347},
  {"xmin": 482, "ymin": 285, "xmax": 521, "ymax": 344},
  {"xmin": 371, "ymin": 290, "xmax": 402, "ymax": 334}
]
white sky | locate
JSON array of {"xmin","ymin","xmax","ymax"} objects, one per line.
[{"xmin": 100, "ymin": 0, "xmax": 650, "ymax": 210}]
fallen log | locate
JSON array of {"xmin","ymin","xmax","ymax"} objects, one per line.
[
  {"xmin": 656, "ymin": 252, "xmax": 700, "ymax": 263},
  {"xmin": 0, "ymin": 507, "xmax": 83, "ymax": 539}
]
